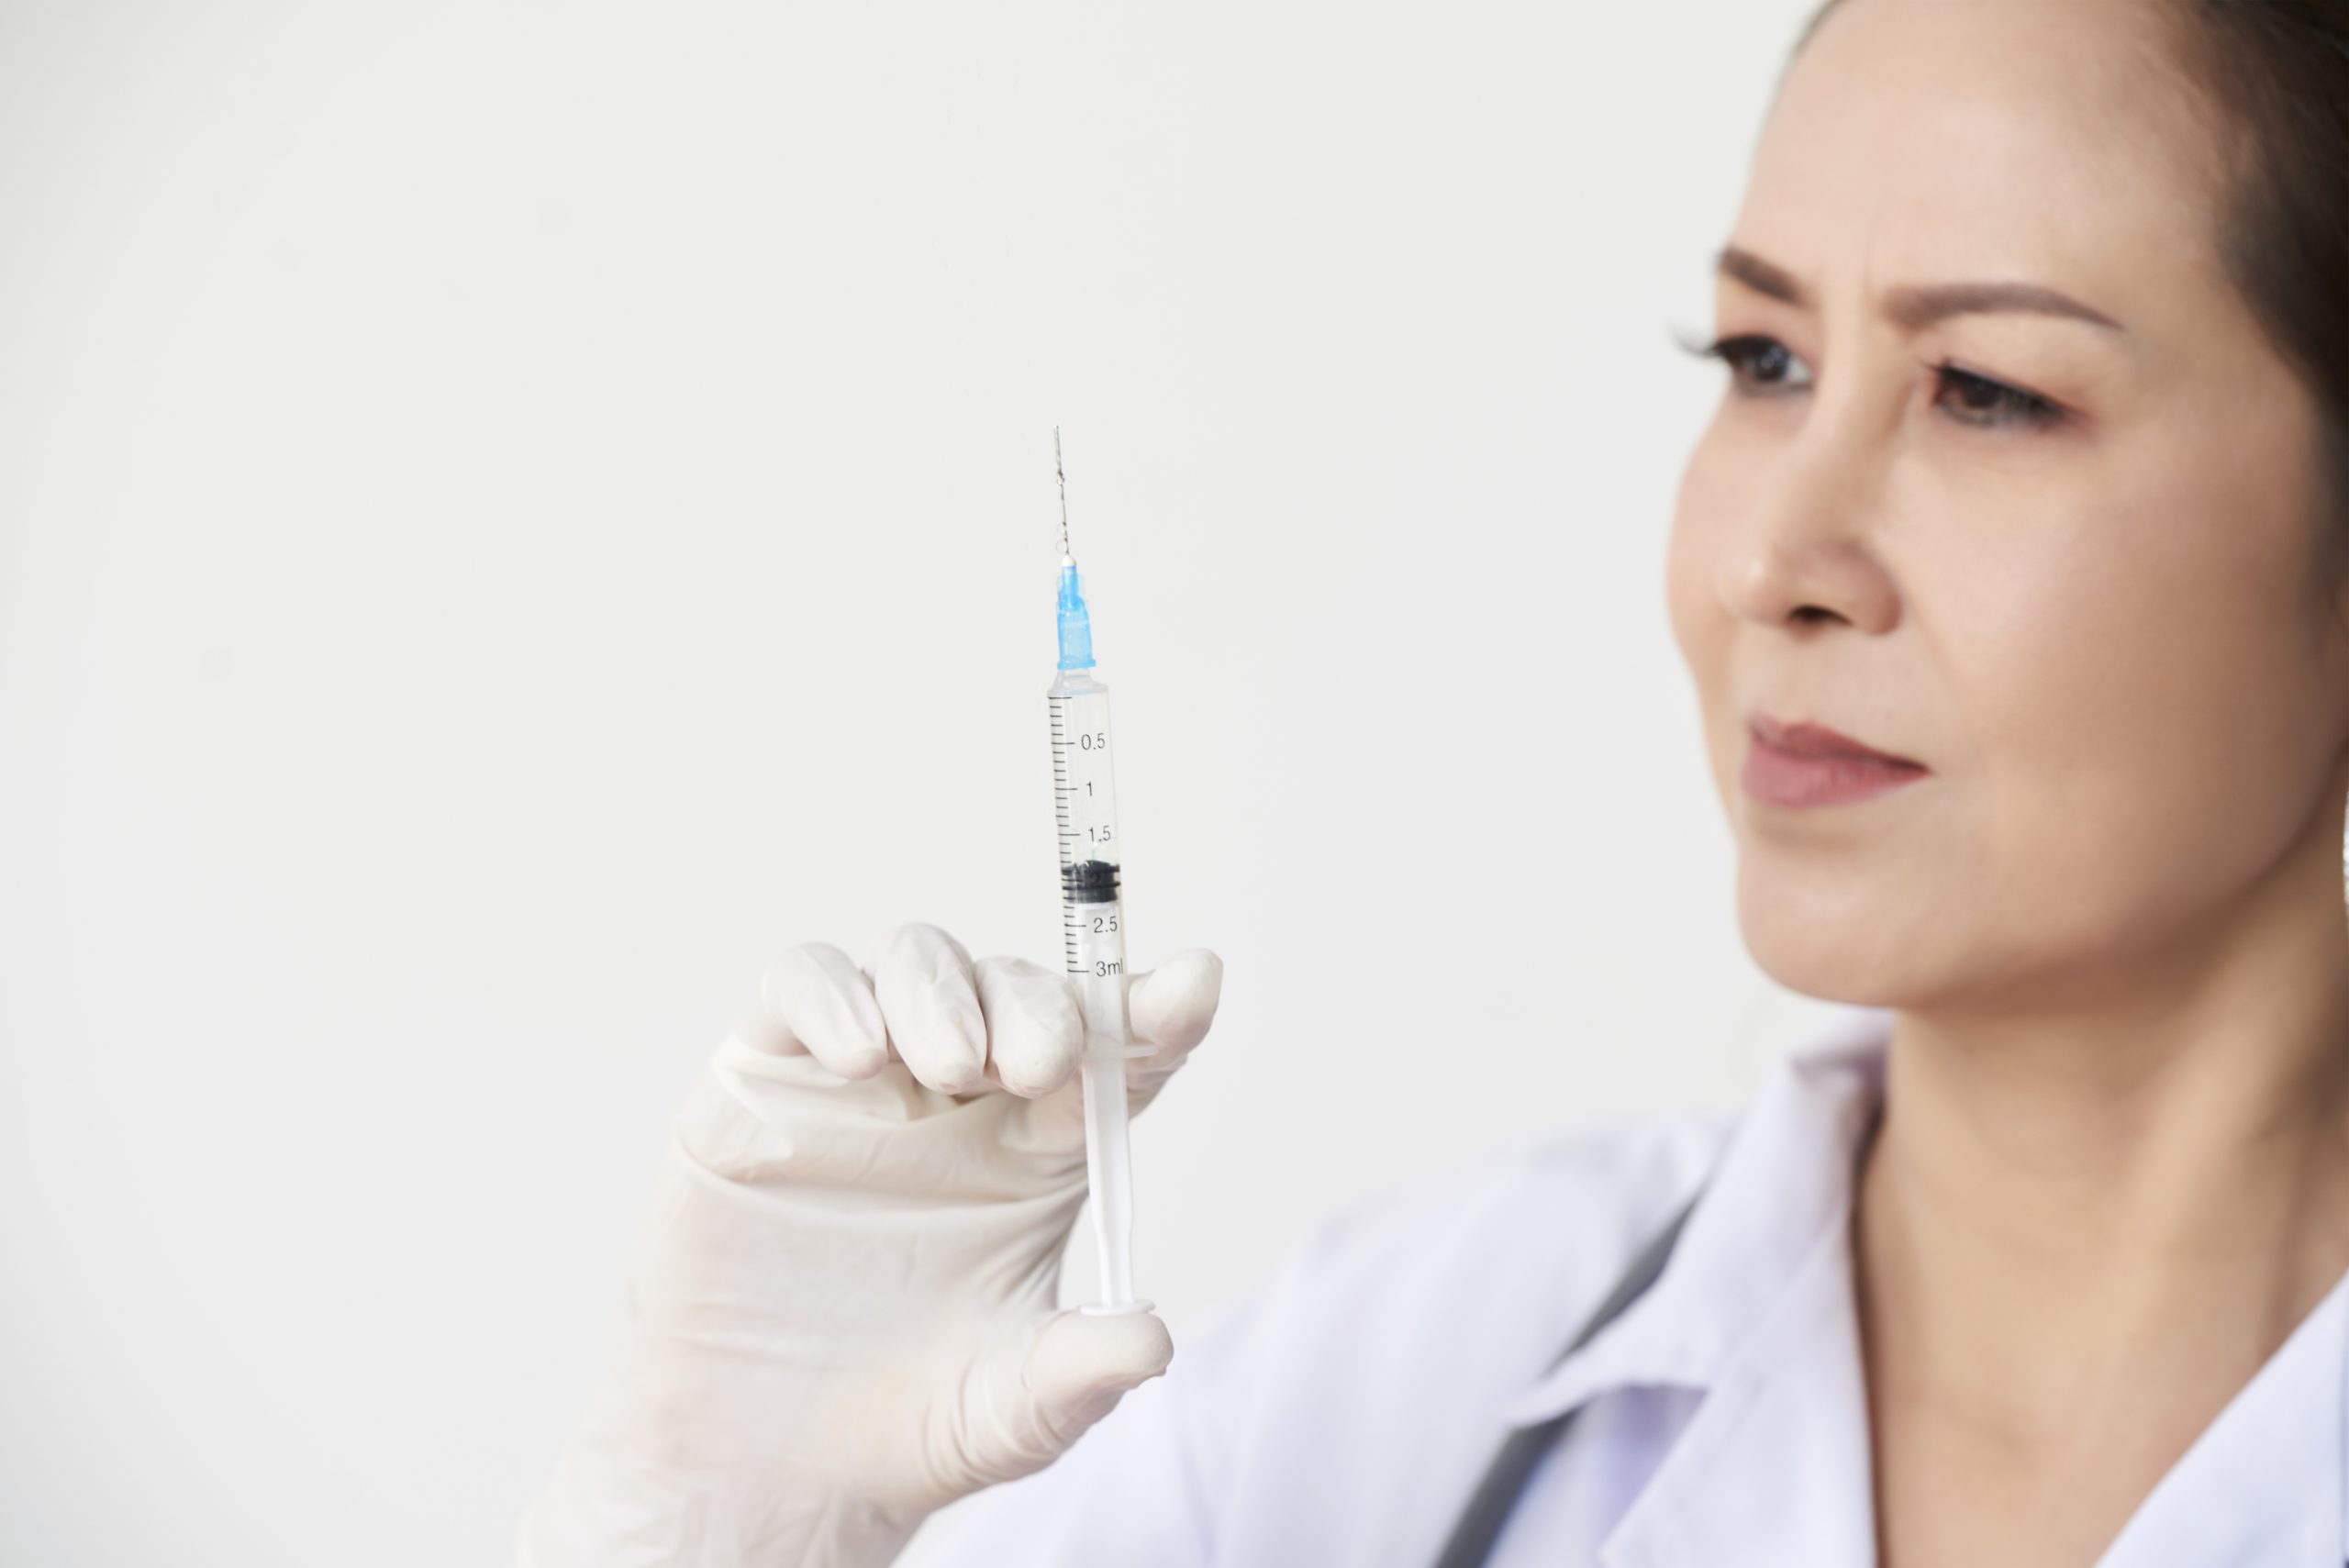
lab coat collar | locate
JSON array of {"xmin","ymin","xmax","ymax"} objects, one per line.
[
  {"xmin": 1498, "ymin": 1006, "xmax": 1892, "ymax": 1568},
  {"xmin": 2089, "ymin": 1255, "xmax": 2348, "ymax": 1566},
  {"xmin": 1498, "ymin": 1005, "xmax": 1893, "ymax": 1430},
  {"xmin": 1499, "ymin": 1003, "xmax": 2349, "ymax": 1568}
]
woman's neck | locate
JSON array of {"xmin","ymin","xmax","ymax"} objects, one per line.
[{"xmin": 1854, "ymin": 820, "xmax": 2349, "ymax": 1562}]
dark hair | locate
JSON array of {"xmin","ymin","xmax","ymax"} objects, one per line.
[
  {"xmin": 1797, "ymin": 0, "xmax": 2349, "ymax": 596},
  {"xmin": 2167, "ymin": 2, "xmax": 2349, "ymax": 605}
]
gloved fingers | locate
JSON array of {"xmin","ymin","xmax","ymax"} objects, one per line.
[
  {"xmin": 747, "ymin": 941, "xmax": 890, "ymax": 1080},
  {"xmin": 993, "ymin": 947, "xmax": 1224, "ymax": 1152},
  {"xmin": 972, "ymin": 955, "xmax": 1084, "ymax": 1097},
  {"xmin": 1121, "ymin": 948, "xmax": 1224, "ymax": 1087},
  {"xmin": 863, "ymin": 923, "xmax": 987, "ymax": 1095}
]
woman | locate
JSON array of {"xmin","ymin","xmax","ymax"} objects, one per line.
[{"xmin": 522, "ymin": 1, "xmax": 2349, "ymax": 1562}]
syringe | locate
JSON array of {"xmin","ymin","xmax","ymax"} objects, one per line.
[{"xmin": 1047, "ymin": 430, "xmax": 1152, "ymax": 1318}]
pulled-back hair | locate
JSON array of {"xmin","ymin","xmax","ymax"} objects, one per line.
[{"xmin": 2166, "ymin": 3, "xmax": 2349, "ymax": 589}]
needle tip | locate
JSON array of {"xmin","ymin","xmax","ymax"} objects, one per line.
[{"xmin": 1053, "ymin": 428, "xmax": 1072, "ymax": 557}]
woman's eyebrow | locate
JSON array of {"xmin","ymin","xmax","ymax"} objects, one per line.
[
  {"xmin": 1718, "ymin": 244, "xmax": 1806, "ymax": 306},
  {"xmin": 1883, "ymin": 280, "xmax": 2125, "ymax": 333},
  {"xmin": 1716, "ymin": 244, "xmax": 2127, "ymax": 333}
]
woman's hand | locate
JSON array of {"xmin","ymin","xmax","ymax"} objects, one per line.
[{"xmin": 519, "ymin": 922, "xmax": 1224, "ymax": 1568}]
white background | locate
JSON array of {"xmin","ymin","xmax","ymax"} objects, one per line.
[{"xmin": 0, "ymin": 0, "xmax": 1847, "ymax": 1561}]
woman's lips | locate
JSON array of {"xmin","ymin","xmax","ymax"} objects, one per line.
[{"xmin": 1742, "ymin": 713, "xmax": 1930, "ymax": 808}]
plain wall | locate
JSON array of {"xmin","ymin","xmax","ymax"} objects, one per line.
[{"xmin": 0, "ymin": 0, "xmax": 1849, "ymax": 1561}]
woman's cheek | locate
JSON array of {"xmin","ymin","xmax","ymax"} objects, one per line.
[
  {"xmin": 1924, "ymin": 499, "xmax": 2300, "ymax": 962},
  {"xmin": 1664, "ymin": 429, "xmax": 1744, "ymax": 670},
  {"xmin": 1664, "ymin": 435, "xmax": 1749, "ymax": 806}
]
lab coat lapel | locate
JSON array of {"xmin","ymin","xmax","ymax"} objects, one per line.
[
  {"xmin": 2087, "ymin": 1264, "xmax": 2347, "ymax": 1568},
  {"xmin": 1597, "ymin": 1203, "xmax": 1878, "ymax": 1568}
]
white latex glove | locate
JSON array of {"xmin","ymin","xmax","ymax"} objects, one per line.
[{"xmin": 519, "ymin": 922, "xmax": 1224, "ymax": 1568}]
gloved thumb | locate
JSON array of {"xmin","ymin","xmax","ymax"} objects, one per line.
[
  {"xmin": 1021, "ymin": 1307, "xmax": 1174, "ymax": 1443},
  {"xmin": 911, "ymin": 1308, "xmax": 1174, "ymax": 1507}
]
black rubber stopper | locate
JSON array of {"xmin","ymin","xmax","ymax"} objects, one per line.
[{"xmin": 1060, "ymin": 859, "xmax": 1120, "ymax": 904}]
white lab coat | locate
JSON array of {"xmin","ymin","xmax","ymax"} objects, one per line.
[{"xmin": 919, "ymin": 1006, "xmax": 2349, "ymax": 1566}]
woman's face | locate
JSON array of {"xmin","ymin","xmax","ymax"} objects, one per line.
[{"xmin": 1666, "ymin": 0, "xmax": 2349, "ymax": 1010}]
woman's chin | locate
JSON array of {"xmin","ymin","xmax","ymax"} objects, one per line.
[{"xmin": 1736, "ymin": 865, "xmax": 1935, "ymax": 1007}]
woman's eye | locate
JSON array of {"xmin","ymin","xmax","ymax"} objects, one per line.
[
  {"xmin": 1692, "ymin": 333, "xmax": 1815, "ymax": 396},
  {"xmin": 1932, "ymin": 362, "xmax": 2064, "ymax": 429}
]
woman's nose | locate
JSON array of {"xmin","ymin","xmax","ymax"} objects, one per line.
[{"xmin": 1711, "ymin": 414, "xmax": 1904, "ymax": 638}]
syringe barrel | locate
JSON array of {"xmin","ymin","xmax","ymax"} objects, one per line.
[
  {"xmin": 1050, "ymin": 671, "xmax": 1149, "ymax": 1059},
  {"xmin": 1066, "ymin": 899, "xmax": 1145, "ymax": 1057}
]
